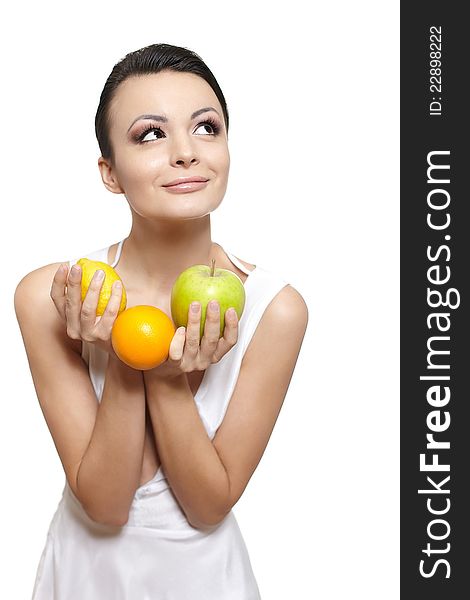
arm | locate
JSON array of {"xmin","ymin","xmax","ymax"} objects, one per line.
[
  {"xmin": 144, "ymin": 373, "xmax": 230, "ymax": 530},
  {"xmin": 144, "ymin": 284, "xmax": 309, "ymax": 529},
  {"xmin": 14, "ymin": 264, "xmax": 146, "ymax": 527},
  {"xmin": 76, "ymin": 352, "xmax": 146, "ymax": 526}
]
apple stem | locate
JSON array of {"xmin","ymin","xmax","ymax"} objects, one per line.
[{"xmin": 210, "ymin": 258, "xmax": 216, "ymax": 277}]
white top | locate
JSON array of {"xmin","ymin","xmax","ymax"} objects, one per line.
[{"xmin": 32, "ymin": 238, "xmax": 289, "ymax": 599}]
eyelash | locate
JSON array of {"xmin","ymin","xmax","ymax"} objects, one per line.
[{"xmin": 135, "ymin": 117, "xmax": 221, "ymax": 143}]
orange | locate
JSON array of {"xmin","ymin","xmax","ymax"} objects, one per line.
[{"xmin": 111, "ymin": 305, "xmax": 176, "ymax": 370}]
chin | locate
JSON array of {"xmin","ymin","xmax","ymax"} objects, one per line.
[
  {"xmin": 169, "ymin": 191, "xmax": 223, "ymax": 212},
  {"xmin": 153, "ymin": 200, "xmax": 223, "ymax": 221}
]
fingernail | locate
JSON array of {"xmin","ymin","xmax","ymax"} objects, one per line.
[
  {"xmin": 71, "ymin": 265, "xmax": 80, "ymax": 276},
  {"xmin": 95, "ymin": 270, "xmax": 105, "ymax": 280},
  {"xmin": 191, "ymin": 302, "xmax": 200, "ymax": 313},
  {"xmin": 209, "ymin": 300, "xmax": 219, "ymax": 312},
  {"xmin": 227, "ymin": 308, "xmax": 237, "ymax": 319},
  {"xmin": 113, "ymin": 280, "xmax": 121, "ymax": 289}
]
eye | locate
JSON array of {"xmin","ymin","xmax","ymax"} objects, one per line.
[
  {"xmin": 194, "ymin": 117, "xmax": 221, "ymax": 136},
  {"xmin": 137, "ymin": 125, "xmax": 166, "ymax": 143}
]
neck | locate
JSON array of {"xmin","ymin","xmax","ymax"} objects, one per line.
[{"xmin": 118, "ymin": 213, "xmax": 216, "ymax": 293}]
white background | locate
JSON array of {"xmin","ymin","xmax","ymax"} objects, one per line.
[{"xmin": 1, "ymin": 1, "xmax": 399, "ymax": 598}]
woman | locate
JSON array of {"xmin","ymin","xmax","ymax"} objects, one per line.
[{"xmin": 14, "ymin": 43, "xmax": 308, "ymax": 599}]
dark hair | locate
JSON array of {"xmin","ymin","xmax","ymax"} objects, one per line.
[{"xmin": 95, "ymin": 43, "xmax": 229, "ymax": 165}]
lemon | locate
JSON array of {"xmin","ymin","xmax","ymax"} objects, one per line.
[{"xmin": 76, "ymin": 258, "xmax": 127, "ymax": 316}]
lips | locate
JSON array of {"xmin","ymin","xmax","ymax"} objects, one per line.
[{"xmin": 163, "ymin": 176, "xmax": 209, "ymax": 187}]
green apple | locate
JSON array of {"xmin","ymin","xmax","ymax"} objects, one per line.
[{"xmin": 171, "ymin": 259, "xmax": 246, "ymax": 339}]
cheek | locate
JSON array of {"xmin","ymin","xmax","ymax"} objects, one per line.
[
  {"xmin": 116, "ymin": 152, "xmax": 164, "ymax": 187},
  {"xmin": 210, "ymin": 145, "xmax": 230, "ymax": 176}
]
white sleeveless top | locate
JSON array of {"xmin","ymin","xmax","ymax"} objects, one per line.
[{"xmin": 32, "ymin": 238, "xmax": 289, "ymax": 600}]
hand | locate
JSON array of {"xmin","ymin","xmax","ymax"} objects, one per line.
[
  {"xmin": 50, "ymin": 263, "xmax": 123, "ymax": 357},
  {"xmin": 146, "ymin": 300, "xmax": 239, "ymax": 380}
]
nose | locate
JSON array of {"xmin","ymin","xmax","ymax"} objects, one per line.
[{"xmin": 169, "ymin": 133, "xmax": 199, "ymax": 167}]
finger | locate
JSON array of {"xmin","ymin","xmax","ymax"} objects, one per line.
[
  {"xmin": 212, "ymin": 308, "xmax": 239, "ymax": 363},
  {"xmin": 50, "ymin": 264, "xmax": 68, "ymax": 320},
  {"xmin": 184, "ymin": 302, "xmax": 202, "ymax": 358},
  {"xmin": 200, "ymin": 300, "xmax": 221, "ymax": 359},
  {"xmin": 168, "ymin": 327, "xmax": 186, "ymax": 362},
  {"xmin": 94, "ymin": 279, "xmax": 123, "ymax": 336},
  {"xmin": 80, "ymin": 269, "xmax": 105, "ymax": 331},
  {"xmin": 65, "ymin": 264, "xmax": 83, "ymax": 338}
]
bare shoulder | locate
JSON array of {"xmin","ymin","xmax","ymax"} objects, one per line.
[
  {"xmin": 15, "ymin": 261, "xmax": 64, "ymax": 314},
  {"xmin": 222, "ymin": 242, "xmax": 309, "ymax": 335},
  {"xmin": 267, "ymin": 284, "xmax": 308, "ymax": 321},
  {"xmin": 243, "ymin": 283, "xmax": 309, "ymax": 368},
  {"xmin": 14, "ymin": 261, "xmax": 80, "ymax": 353},
  {"xmin": 260, "ymin": 284, "xmax": 309, "ymax": 337}
]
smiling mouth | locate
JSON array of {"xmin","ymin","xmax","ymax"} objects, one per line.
[
  {"xmin": 162, "ymin": 180, "xmax": 209, "ymax": 193},
  {"xmin": 163, "ymin": 177, "xmax": 209, "ymax": 187}
]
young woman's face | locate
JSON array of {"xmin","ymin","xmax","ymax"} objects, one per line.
[{"xmin": 103, "ymin": 71, "xmax": 230, "ymax": 220}]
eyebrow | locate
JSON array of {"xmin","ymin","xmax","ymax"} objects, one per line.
[{"xmin": 127, "ymin": 107, "xmax": 220, "ymax": 132}]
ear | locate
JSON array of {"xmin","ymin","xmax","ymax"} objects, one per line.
[{"xmin": 97, "ymin": 156, "xmax": 124, "ymax": 194}]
